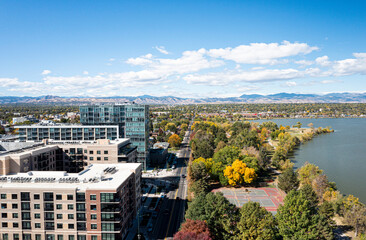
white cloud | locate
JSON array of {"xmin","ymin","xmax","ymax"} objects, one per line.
[
  {"xmin": 109, "ymin": 58, "xmax": 115, "ymax": 62},
  {"xmin": 330, "ymin": 53, "xmax": 366, "ymax": 76},
  {"xmin": 41, "ymin": 70, "xmax": 51, "ymax": 75},
  {"xmin": 286, "ymin": 81, "xmax": 297, "ymax": 87},
  {"xmin": 155, "ymin": 46, "xmax": 170, "ymax": 55},
  {"xmin": 295, "ymin": 60, "xmax": 314, "ymax": 66},
  {"xmin": 126, "ymin": 54, "xmax": 153, "ymax": 65},
  {"xmin": 207, "ymin": 41, "xmax": 318, "ymax": 65},
  {"xmin": 83, "ymin": 71, "xmax": 89, "ymax": 75},
  {"xmin": 315, "ymin": 56, "xmax": 331, "ymax": 67},
  {"xmin": 184, "ymin": 68, "xmax": 303, "ymax": 85}
]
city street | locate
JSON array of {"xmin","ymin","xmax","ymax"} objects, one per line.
[{"xmin": 149, "ymin": 128, "xmax": 191, "ymax": 239}]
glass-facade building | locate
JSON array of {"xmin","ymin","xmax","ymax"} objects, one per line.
[
  {"xmin": 18, "ymin": 126, "xmax": 119, "ymax": 141},
  {"xmin": 79, "ymin": 104, "xmax": 149, "ymax": 168}
]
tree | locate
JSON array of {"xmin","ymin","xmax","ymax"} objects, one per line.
[
  {"xmin": 344, "ymin": 203, "xmax": 366, "ymax": 237},
  {"xmin": 190, "ymin": 179, "xmax": 209, "ymax": 196},
  {"xmin": 235, "ymin": 201, "xmax": 278, "ymax": 240},
  {"xmin": 189, "ymin": 161, "xmax": 208, "ymax": 181},
  {"xmin": 174, "ymin": 219, "xmax": 212, "ymax": 240},
  {"xmin": 277, "ymin": 190, "xmax": 333, "ymax": 240},
  {"xmin": 185, "ymin": 192, "xmax": 239, "ymax": 239},
  {"xmin": 300, "ymin": 184, "xmax": 318, "ymax": 209},
  {"xmin": 297, "ymin": 162, "xmax": 323, "ymax": 185},
  {"xmin": 224, "ymin": 159, "xmax": 256, "ymax": 186},
  {"xmin": 278, "ymin": 168, "xmax": 299, "ymax": 193},
  {"xmin": 168, "ymin": 134, "xmax": 182, "ymax": 148},
  {"xmin": 312, "ymin": 174, "xmax": 329, "ymax": 200},
  {"xmin": 165, "ymin": 122, "xmax": 177, "ymax": 132}
]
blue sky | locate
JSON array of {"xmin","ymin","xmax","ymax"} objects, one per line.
[{"xmin": 0, "ymin": 0, "xmax": 365, "ymax": 98}]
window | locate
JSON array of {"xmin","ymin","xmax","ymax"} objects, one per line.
[
  {"xmin": 90, "ymin": 204, "xmax": 97, "ymax": 210},
  {"xmin": 97, "ymin": 151, "xmax": 101, "ymax": 154},
  {"xmin": 45, "ymin": 212, "xmax": 54, "ymax": 220},
  {"xmin": 35, "ymin": 223, "xmax": 41, "ymax": 228},
  {"xmin": 90, "ymin": 195, "xmax": 97, "ymax": 200},
  {"xmin": 77, "ymin": 236, "xmax": 86, "ymax": 240},
  {"xmin": 68, "ymin": 214, "xmax": 74, "ymax": 219},
  {"xmin": 104, "ymin": 157, "xmax": 108, "ymax": 161},
  {"xmin": 100, "ymin": 193, "xmax": 115, "ymax": 202},
  {"xmin": 56, "ymin": 194, "xmax": 62, "ymax": 200},
  {"xmin": 36, "ymin": 235, "xmax": 41, "ymax": 240},
  {"xmin": 76, "ymin": 203, "xmax": 85, "ymax": 211},
  {"xmin": 57, "ymin": 223, "xmax": 63, "ymax": 229},
  {"xmin": 68, "ymin": 236, "xmax": 74, "ymax": 240},
  {"xmin": 2, "ymin": 234, "xmax": 8, "ymax": 240},
  {"xmin": 46, "ymin": 235, "xmax": 55, "ymax": 240},
  {"xmin": 21, "ymin": 192, "xmax": 30, "ymax": 201},
  {"xmin": 22, "ymin": 221, "xmax": 31, "ymax": 229},
  {"xmin": 12, "ymin": 203, "xmax": 18, "ymax": 209},
  {"xmin": 12, "ymin": 194, "xmax": 17, "ymax": 199},
  {"xmin": 22, "ymin": 212, "xmax": 31, "ymax": 220},
  {"xmin": 68, "ymin": 204, "xmax": 74, "ymax": 210},
  {"xmin": 23, "ymin": 234, "xmax": 31, "ymax": 240},
  {"xmin": 101, "ymin": 234, "xmax": 115, "ymax": 240},
  {"xmin": 91, "ymin": 224, "xmax": 97, "ymax": 229},
  {"xmin": 34, "ymin": 213, "xmax": 41, "ymax": 219},
  {"xmin": 91, "ymin": 236, "xmax": 98, "ymax": 240},
  {"xmin": 56, "ymin": 204, "xmax": 62, "ymax": 210},
  {"xmin": 1, "ymin": 203, "xmax": 7, "ymax": 209},
  {"xmin": 57, "ymin": 214, "xmax": 63, "ymax": 219},
  {"xmin": 89, "ymin": 151, "xmax": 93, "ymax": 154},
  {"xmin": 68, "ymin": 224, "xmax": 74, "ymax": 229},
  {"xmin": 104, "ymin": 151, "xmax": 108, "ymax": 154},
  {"xmin": 34, "ymin": 194, "xmax": 40, "ymax": 200},
  {"xmin": 0, "ymin": 194, "xmax": 6, "ymax": 199},
  {"xmin": 13, "ymin": 222, "xmax": 18, "ymax": 228},
  {"xmin": 90, "ymin": 157, "xmax": 94, "ymax": 161},
  {"xmin": 2, "ymin": 213, "xmax": 7, "ymax": 218},
  {"xmin": 57, "ymin": 235, "xmax": 63, "ymax": 240},
  {"xmin": 14, "ymin": 234, "xmax": 20, "ymax": 240},
  {"xmin": 91, "ymin": 214, "xmax": 97, "ymax": 220},
  {"xmin": 21, "ymin": 202, "xmax": 30, "ymax": 210},
  {"xmin": 44, "ymin": 192, "xmax": 54, "ymax": 201},
  {"xmin": 13, "ymin": 213, "xmax": 18, "ymax": 218},
  {"xmin": 84, "ymin": 150, "xmax": 87, "ymax": 153},
  {"xmin": 2, "ymin": 222, "xmax": 8, "ymax": 227},
  {"xmin": 97, "ymin": 157, "xmax": 101, "ymax": 161},
  {"xmin": 67, "ymin": 195, "xmax": 73, "ymax": 200},
  {"xmin": 34, "ymin": 204, "xmax": 40, "ymax": 209},
  {"xmin": 76, "ymin": 193, "xmax": 85, "ymax": 201}
]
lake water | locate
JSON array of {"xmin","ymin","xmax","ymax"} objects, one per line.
[{"xmin": 252, "ymin": 118, "xmax": 366, "ymax": 203}]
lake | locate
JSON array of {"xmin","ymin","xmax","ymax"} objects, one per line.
[{"xmin": 252, "ymin": 118, "xmax": 366, "ymax": 203}]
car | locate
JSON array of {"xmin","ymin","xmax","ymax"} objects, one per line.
[{"xmin": 181, "ymin": 174, "xmax": 186, "ymax": 178}]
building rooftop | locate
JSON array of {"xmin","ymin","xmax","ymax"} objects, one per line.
[
  {"xmin": 0, "ymin": 163, "xmax": 142, "ymax": 190},
  {"xmin": 153, "ymin": 142, "xmax": 169, "ymax": 149},
  {"xmin": 0, "ymin": 138, "xmax": 131, "ymax": 156},
  {"xmin": 17, "ymin": 124, "xmax": 119, "ymax": 128}
]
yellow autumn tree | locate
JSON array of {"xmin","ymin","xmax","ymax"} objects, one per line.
[
  {"xmin": 223, "ymin": 159, "xmax": 257, "ymax": 186},
  {"xmin": 193, "ymin": 157, "xmax": 213, "ymax": 174},
  {"xmin": 168, "ymin": 134, "xmax": 182, "ymax": 148}
]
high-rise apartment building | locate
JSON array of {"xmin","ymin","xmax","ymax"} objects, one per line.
[
  {"xmin": 0, "ymin": 139, "xmax": 137, "ymax": 175},
  {"xmin": 0, "ymin": 163, "xmax": 142, "ymax": 240},
  {"xmin": 79, "ymin": 104, "xmax": 149, "ymax": 169}
]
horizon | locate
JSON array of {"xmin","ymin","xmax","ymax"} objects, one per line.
[{"xmin": 0, "ymin": 1, "xmax": 365, "ymax": 98}]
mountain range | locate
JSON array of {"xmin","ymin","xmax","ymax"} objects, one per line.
[{"xmin": 0, "ymin": 92, "xmax": 366, "ymax": 105}]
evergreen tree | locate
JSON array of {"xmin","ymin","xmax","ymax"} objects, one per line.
[{"xmin": 278, "ymin": 168, "xmax": 299, "ymax": 193}]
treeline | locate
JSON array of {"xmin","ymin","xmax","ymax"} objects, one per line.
[
  {"xmin": 0, "ymin": 104, "xmax": 78, "ymax": 123},
  {"xmin": 278, "ymin": 163, "xmax": 366, "ymax": 239},
  {"xmin": 172, "ymin": 120, "xmax": 342, "ymax": 239},
  {"xmin": 151, "ymin": 103, "xmax": 366, "ymax": 118}
]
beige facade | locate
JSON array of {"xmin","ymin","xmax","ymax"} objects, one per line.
[
  {"xmin": 0, "ymin": 143, "xmax": 58, "ymax": 175},
  {"xmin": 0, "ymin": 163, "xmax": 142, "ymax": 240},
  {"xmin": 0, "ymin": 139, "xmax": 137, "ymax": 175}
]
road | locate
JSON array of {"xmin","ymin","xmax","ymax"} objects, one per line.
[{"xmin": 150, "ymin": 128, "xmax": 192, "ymax": 240}]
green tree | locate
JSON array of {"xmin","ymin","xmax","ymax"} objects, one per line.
[
  {"xmin": 235, "ymin": 201, "xmax": 278, "ymax": 240},
  {"xmin": 277, "ymin": 190, "xmax": 333, "ymax": 240},
  {"xmin": 185, "ymin": 192, "xmax": 239, "ymax": 239},
  {"xmin": 189, "ymin": 179, "xmax": 209, "ymax": 196},
  {"xmin": 189, "ymin": 161, "xmax": 208, "ymax": 181},
  {"xmin": 278, "ymin": 168, "xmax": 299, "ymax": 193},
  {"xmin": 300, "ymin": 184, "xmax": 318, "ymax": 209},
  {"xmin": 297, "ymin": 162, "xmax": 323, "ymax": 185}
]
